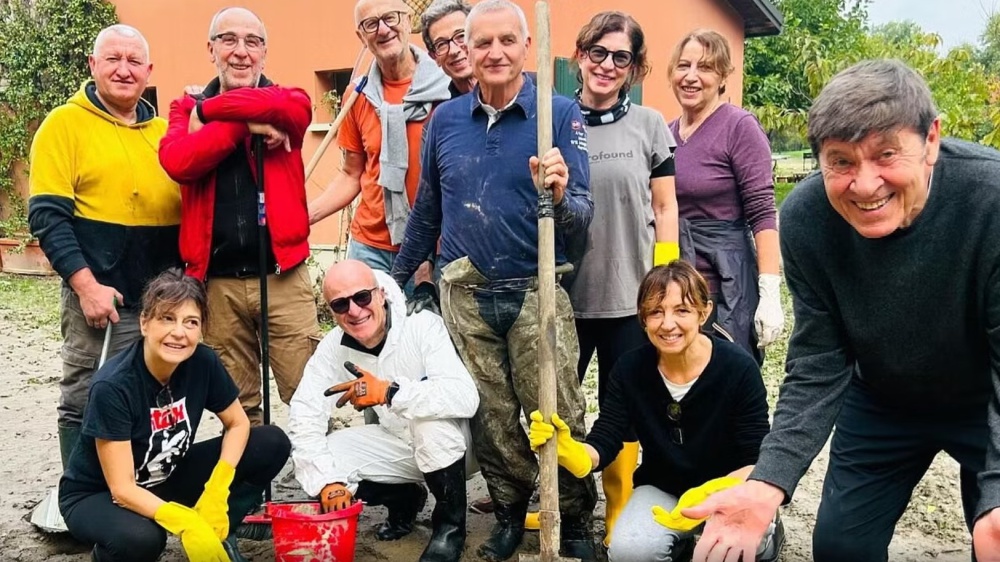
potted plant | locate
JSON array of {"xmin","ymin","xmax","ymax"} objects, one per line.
[{"xmin": 0, "ymin": 212, "xmax": 54, "ymax": 276}]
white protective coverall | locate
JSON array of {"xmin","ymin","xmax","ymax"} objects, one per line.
[{"xmin": 288, "ymin": 271, "xmax": 480, "ymax": 497}]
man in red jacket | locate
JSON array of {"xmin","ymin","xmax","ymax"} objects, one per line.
[{"xmin": 159, "ymin": 6, "xmax": 320, "ymax": 426}]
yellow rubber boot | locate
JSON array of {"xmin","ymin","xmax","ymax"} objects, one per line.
[{"xmin": 602, "ymin": 441, "xmax": 639, "ymax": 546}]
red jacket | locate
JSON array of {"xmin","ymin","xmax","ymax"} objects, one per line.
[{"xmin": 159, "ymin": 84, "xmax": 312, "ymax": 280}]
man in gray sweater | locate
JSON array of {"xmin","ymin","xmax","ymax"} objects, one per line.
[{"xmin": 685, "ymin": 59, "xmax": 1000, "ymax": 561}]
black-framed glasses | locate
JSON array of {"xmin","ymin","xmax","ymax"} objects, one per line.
[
  {"xmin": 585, "ymin": 45, "xmax": 634, "ymax": 69},
  {"xmin": 211, "ymin": 32, "xmax": 266, "ymax": 52},
  {"xmin": 667, "ymin": 402, "xmax": 683, "ymax": 445},
  {"xmin": 156, "ymin": 384, "xmax": 175, "ymax": 410},
  {"xmin": 430, "ymin": 30, "xmax": 466, "ymax": 58},
  {"xmin": 329, "ymin": 287, "xmax": 379, "ymax": 314},
  {"xmin": 358, "ymin": 11, "xmax": 405, "ymax": 34}
]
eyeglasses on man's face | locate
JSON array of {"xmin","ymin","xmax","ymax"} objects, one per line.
[
  {"xmin": 212, "ymin": 32, "xmax": 266, "ymax": 52},
  {"xmin": 585, "ymin": 45, "xmax": 634, "ymax": 69},
  {"xmin": 329, "ymin": 287, "xmax": 379, "ymax": 315},
  {"xmin": 431, "ymin": 30, "xmax": 466, "ymax": 58},
  {"xmin": 358, "ymin": 11, "xmax": 406, "ymax": 34}
]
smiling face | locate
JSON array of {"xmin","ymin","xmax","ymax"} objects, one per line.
[
  {"xmin": 141, "ymin": 299, "xmax": 203, "ymax": 376},
  {"xmin": 670, "ymin": 39, "xmax": 723, "ymax": 115},
  {"xmin": 819, "ymin": 121, "xmax": 940, "ymax": 238},
  {"xmin": 428, "ymin": 10, "xmax": 472, "ymax": 82},
  {"xmin": 468, "ymin": 7, "xmax": 529, "ymax": 90},
  {"xmin": 642, "ymin": 282, "xmax": 711, "ymax": 357},
  {"xmin": 355, "ymin": 0, "xmax": 411, "ymax": 65},
  {"xmin": 88, "ymin": 33, "xmax": 152, "ymax": 113},
  {"xmin": 577, "ymin": 31, "xmax": 632, "ymax": 101},
  {"xmin": 208, "ymin": 8, "xmax": 267, "ymax": 92},
  {"xmin": 323, "ymin": 261, "xmax": 388, "ymax": 349}
]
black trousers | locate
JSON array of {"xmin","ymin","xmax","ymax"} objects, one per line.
[
  {"xmin": 812, "ymin": 379, "xmax": 985, "ymax": 562},
  {"xmin": 576, "ymin": 316, "xmax": 647, "ymax": 442},
  {"xmin": 62, "ymin": 425, "xmax": 290, "ymax": 562}
]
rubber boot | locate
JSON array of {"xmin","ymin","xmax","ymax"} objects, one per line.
[
  {"xmin": 419, "ymin": 458, "xmax": 467, "ymax": 562},
  {"xmin": 222, "ymin": 535, "xmax": 248, "ymax": 562},
  {"xmin": 476, "ymin": 500, "xmax": 528, "ymax": 562},
  {"xmin": 229, "ymin": 483, "xmax": 271, "ymax": 541},
  {"xmin": 601, "ymin": 441, "xmax": 638, "ymax": 546},
  {"xmin": 355, "ymin": 480, "xmax": 428, "ymax": 541},
  {"xmin": 58, "ymin": 423, "xmax": 82, "ymax": 470},
  {"xmin": 560, "ymin": 513, "xmax": 597, "ymax": 562}
]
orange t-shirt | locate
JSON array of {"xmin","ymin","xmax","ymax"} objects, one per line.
[{"xmin": 337, "ymin": 77, "xmax": 425, "ymax": 251}]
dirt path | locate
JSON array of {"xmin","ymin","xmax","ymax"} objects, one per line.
[{"xmin": 0, "ymin": 275, "xmax": 973, "ymax": 561}]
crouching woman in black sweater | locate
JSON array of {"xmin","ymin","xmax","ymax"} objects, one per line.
[
  {"xmin": 58, "ymin": 268, "xmax": 291, "ymax": 562},
  {"xmin": 530, "ymin": 260, "xmax": 782, "ymax": 561}
]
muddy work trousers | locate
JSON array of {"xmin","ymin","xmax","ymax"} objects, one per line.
[
  {"xmin": 439, "ymin": 258, "xmax": 597, "ymax": 518},
  {"xmin": 204, "ymin": 264, "xmax": 320, "ymax": 426}
]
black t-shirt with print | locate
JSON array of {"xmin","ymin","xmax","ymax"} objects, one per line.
[{"xmin": 59, "ymin": 339, "xmax": 238, "ymax": 507}]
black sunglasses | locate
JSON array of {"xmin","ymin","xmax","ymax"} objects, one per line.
[
  {"xmin": 667, "ymin": 402, "xmax": 683, "ymax": 445},
  {"xmin": 329, "ymin": 287, "xmax": 379, "ymax": 314},
  {"xmin": 585, "ymin": 45, "xmax": 634, "ymax": 69}
]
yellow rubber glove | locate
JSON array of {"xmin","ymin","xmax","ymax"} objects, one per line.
[
  {"xmin": 527, "ymin": 411, "xmax": 592, "ymax": 478},
  {"xmin": 651, "ymin": 476, "xmax": 742, "ymax": 531},
  {"xmin": 154, "ymin": 501, "xmax": 230, "ymax": 561},
  {"xmin": 654, "ymin": 242, "xmax": 680, "ymax": 266},
  {"xmin": 193, "ymin": 460, "xmax": 235, "ymax": 540}
]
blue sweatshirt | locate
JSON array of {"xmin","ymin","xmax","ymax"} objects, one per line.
[{"xmin": 391, "ymin": 75, "xmax": 592, "ymax": 283}]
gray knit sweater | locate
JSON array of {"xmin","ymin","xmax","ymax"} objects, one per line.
[{"xmin": 751, "ymin": 138, "xmax": 1000, "ymax": 519}]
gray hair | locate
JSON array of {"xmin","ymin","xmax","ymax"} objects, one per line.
[
  {"xmin": 420, "ymin": 0, "xmax": 472, "ymax": 50},
  {"xmin": 208, "ymin": 7, "xmax": 268, "ymax": 42},
  {"xmin": 92, "ymin": 24, "xmax": 150, "ymax": 61},
  {"xmin": 808, "ymin": 59, "xmax": 937, "ymax": 156},
  {"xmin": 465, "ymin": 0, "xmax": 529, "ymax": 42}
]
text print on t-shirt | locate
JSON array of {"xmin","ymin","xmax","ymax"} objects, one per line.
[{"xmin": 136, "ymin": 396, "xmax": 192, "ymax": 487}]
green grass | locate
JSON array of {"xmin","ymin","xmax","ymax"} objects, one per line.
[
  {"xmin": 0, "ymin": 273, "xmax": 61, "ymax": 333},
  {"xmin": 774, "ymin": 182, "xmax": 795, "ymax": 208}
]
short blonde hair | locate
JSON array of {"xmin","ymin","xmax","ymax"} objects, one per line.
[{"xmin": 668, "ymin": 29, "xmax": 734, "ymax": 91}]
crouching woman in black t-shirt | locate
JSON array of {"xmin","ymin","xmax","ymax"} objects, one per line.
[
  {"xmin": 529, "ymin": 261, "xmax": 783, "ymax": 562},
  {"xmin": 58, "ymin": 268, "xmax": 291, "ymax": 562}
]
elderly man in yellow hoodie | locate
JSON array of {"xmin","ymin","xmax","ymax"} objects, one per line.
[{"xmin": 28, "ymin": 24, "xmax": 181, "ymax": 470}]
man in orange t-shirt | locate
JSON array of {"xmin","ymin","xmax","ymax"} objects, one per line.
[{"xmin": 309, "ymin": 0, "xmax": 451, "ymax": 290}]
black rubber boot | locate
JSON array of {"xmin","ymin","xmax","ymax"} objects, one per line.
[
  {"xmin": 355, "ymin": 480, "xmax": 428, "ymax": 541},
  {"xmin": 419, "ymin": 458, "xmax": 467, "ymax": 562},
  {"xmin": 560, "ymin": 513, "xmax": 597, "ymax": 562},
  {"xmin": 476, "ymin": 500, "xmax": 528, "ymax": 562},
  {"xmin": 222, "ymin": 535, "xmax": 248, "ymax": 562},
  {"xmin": 228, "ymin": 483, "xmax": 271, "ymax": 541},
  {"xmin": 58, "ymin": 424, "xmax": 82, "ymax": 470}
]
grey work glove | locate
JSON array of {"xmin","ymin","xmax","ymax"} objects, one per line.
[{"xmin": 407, "ymin": 281, "xmax": 440, "ymax": 316}]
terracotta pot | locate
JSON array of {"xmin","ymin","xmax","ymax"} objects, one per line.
[{"xmin": 0, "ymin": 238, "xmax": 56, "ymax": 276}]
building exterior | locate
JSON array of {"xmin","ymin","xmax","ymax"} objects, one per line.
[{"xmin": 112, "ymin": 0, "xmax": 780, "ymax": 249}]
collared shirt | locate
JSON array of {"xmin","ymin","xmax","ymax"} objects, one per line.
[
  {"xmin": 391, "ymin": 74, "xmax": 593, "ymax": 283},
  {"xmin": 478, "ymin": 91, "xmax": 519, "ymax": 132}
]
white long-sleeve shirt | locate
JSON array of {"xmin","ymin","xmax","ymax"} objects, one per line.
[{"xmin": 288, "ymin": 271, "xmax": 480, "ymax": 496}]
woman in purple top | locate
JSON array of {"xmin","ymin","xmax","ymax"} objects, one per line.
[{"xmin": 667, "ymin": 29, "xmax": 784, "ymax": 363}]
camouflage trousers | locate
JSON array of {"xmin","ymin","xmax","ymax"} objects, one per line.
[{"xmin": 439, "ymin": 257, "xmax": 598, "ymax": 518}]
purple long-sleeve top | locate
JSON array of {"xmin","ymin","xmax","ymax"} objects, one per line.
[{"xmin": 669, "ymin": 103, "xmax": 776, "ymax": 234}]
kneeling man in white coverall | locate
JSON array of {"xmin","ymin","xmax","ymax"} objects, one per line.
[{"xmin": 289, "ymin": 259, "xmax": 479, "ymax": 562}]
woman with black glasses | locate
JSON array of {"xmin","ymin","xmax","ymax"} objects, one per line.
[
  {"xmin": 58, "ymin": 268, "xmax": 291, "ymax": 562},
  {"xmin": 530, "ymin": 261, "xmax": 781, "ymax": 561},
  {"xmin": 563, "ymin": 10, "xmax": 680, "ymax": 547}
]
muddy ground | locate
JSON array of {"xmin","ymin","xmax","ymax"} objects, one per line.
[{"xmin": 0, "ymin": 274, "xmax": 973, "ymax": 561}]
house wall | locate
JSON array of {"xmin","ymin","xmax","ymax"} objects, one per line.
[{"xmin": 112, "ymin": 0, "xmax": 747, "ymax": 248}]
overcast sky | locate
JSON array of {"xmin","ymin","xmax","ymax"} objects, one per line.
[{"xmin": 866, "ymin": 0, "xmax": 994, "ymax": 50}]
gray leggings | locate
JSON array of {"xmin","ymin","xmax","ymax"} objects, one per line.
[{"xmin": 608, "ymin": 485, "xmax": 778, "ymax": 562}]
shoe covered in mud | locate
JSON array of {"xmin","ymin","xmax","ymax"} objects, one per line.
[
  {"xmin": 757, "ymin": 513, "xmax": 785, "ymax": 562},
  {"xmin": 477, "ymin": 501, "xmax": 528, "ymax": 561}
]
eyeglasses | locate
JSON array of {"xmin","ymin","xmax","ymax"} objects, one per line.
[
  {"xmin": 329, "ymin": 287, "xmax": 379, "ymax": 314},
  {"xmin": 211, "ymin": 32, "xmax": 266, "ymax": 52},
  {"xmin": 156, "ymin": 384, "xmax": 175, "ymax": 410},
  {"xmin": 584, "ymin": 45, "xmax": 634, "ymax": 69},
  {"xmin": 430, "ymin": 30, "xmax": 466, "ymax": 58},
  {"xmin": 358, "ymin": 11, "xmax": 406, "ymax": 34},
  {"xmin": 667, "ymin": 402, "xmax": 683, "ymax": 445}
]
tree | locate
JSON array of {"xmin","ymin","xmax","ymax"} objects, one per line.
[{"xmin": 976, "ymin": 11, "xmax": 1000, "ymax": 75}]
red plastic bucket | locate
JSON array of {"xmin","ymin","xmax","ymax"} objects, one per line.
[{"xmin": 267, "ymin": 501, "xmax": 364, "ymax": 562}]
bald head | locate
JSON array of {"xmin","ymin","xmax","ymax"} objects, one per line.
[
  {"xmin": 209, "ymin": 6, "xmax": 267, "ymax": 41},
  {"xmin": 323, "ymin": 259, "xmax": 379, "ymax": 301},
  {"xmin": 324, "ymin": 260, "xmax": 388, "ymax": 348},
  {"xmin": 93, "ymin": 24, "xmax": 149, "ymax": 61},
  {"xmin": 354, "ymin": 0, "xmax": 410, "ymax": 26}
]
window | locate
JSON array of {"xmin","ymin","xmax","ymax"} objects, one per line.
[
  {"xmin": 314, "ymin": 69, "xmax": 355, "ymax": 126},
  {"xmin": 553, "ymin": 57, "xmax": 642, "ymax": 105}
]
